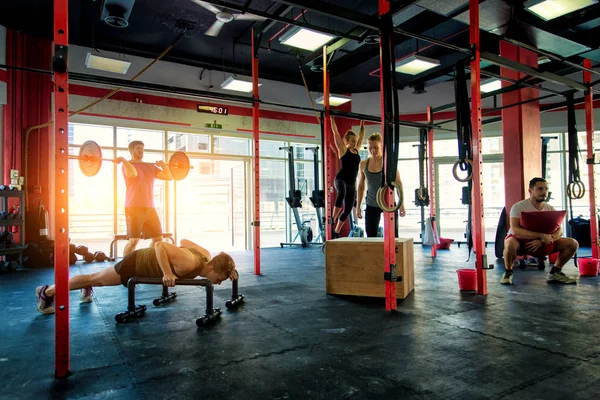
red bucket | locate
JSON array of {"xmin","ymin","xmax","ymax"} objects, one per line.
[
  {"xmin": 457, "ymin": 269, "xmax": 477, "ymax": 291},
  {"xmin": 577, "ymin": 258, "xmax": 599, "ymax": 276},
  {"xmin": 436, "ymin": 237, "xmax": 454, "ymax": 250},
  {"xmin": 548, "ymin": 252, "xmax": 559, "ymax": 264}
]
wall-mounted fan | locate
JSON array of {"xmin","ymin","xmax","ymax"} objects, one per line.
[{"xmin": 190, "ymin": 0, "xmax": 266, "ymax": 37}]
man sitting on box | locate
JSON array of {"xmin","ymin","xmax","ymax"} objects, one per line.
[{"xmin": 501, "ymin": 177, "xmax": 578, "ymax": 285}]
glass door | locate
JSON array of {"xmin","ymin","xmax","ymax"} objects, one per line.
[{"xmin": 174, "ymin": 157, "xmax": 247, "ymax": 252}]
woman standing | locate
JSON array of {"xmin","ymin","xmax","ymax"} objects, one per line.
[
  {"xmin": 331, "ymin": 117, "xmax": 365, "ymax": 238},
  {"xmin": 356, "ymin": 132, "xmax": 406, "ymax": 237}
]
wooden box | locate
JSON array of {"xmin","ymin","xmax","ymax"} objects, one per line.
[{"xmin": 325, "ymin": 237, "xmax": 414, "ymax": 299}]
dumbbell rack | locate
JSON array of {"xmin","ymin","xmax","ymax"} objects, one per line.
[{"xmin": 0, "ymin": 189, "xmax": 25, "ymax": 269}]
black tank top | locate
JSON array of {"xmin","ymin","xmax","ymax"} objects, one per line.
[{"xmin": 335, "ymin": 149, "xmax": 361, "ymax": 184}]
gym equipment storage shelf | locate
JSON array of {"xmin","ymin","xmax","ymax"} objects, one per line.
[{"xmin": 0, "ymin": 189, "xmax": 25, "ymax": 269}]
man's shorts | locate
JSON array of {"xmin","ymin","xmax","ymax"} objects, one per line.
[
  {"xmin": 505, "ymin": 234, "xmax": 557, "ymax": 257},
  {"xmin": 113, "ymin": 250, "xmax": 138, "ymax": 287},
  {"xmin": 125, "ymin": 207, "xmax": 162, "ymax": 239}
]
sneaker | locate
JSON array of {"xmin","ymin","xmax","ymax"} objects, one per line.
[
  {"xmin": 547, "ymin": 271, "xmax": 577, "ymax": 284},
  {"xmin": 36, "ymin": 285, "xmax": 55, "ymax": 314},
  {"xmin": 500, "ymin": 272, "xmax": 513, "ymax": 285},
  {"xmin": 80, "ymin": 287, "xmax": 93, "ymax": 303},
  {"xmin": 332, "ymin": 231, "xmax": 340, "ymax": 239}
]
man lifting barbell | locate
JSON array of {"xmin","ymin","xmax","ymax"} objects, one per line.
[
  {"xmin": 118, "ymin": 140, "xmax": 172, "ymax": 256},
  {"xmin": 72, "ymin": 140, "xmax": 192, "ymax": 256}
]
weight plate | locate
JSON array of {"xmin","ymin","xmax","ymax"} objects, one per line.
[
  {"xmin": 169, "ymin": 151, "xmax": 190, "ymax": 180},
  {"xmin": 79, "ymin": 140, "xmax": 102, "ymax": 177}
]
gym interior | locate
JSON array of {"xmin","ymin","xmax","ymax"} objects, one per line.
[{"xmin": 1, "ymin": 0, "xmax": 599, "ymax": 398}]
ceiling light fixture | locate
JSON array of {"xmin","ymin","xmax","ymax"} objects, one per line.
[
  {"xmin": 525, "ymin": 0, "xmax": 598, "ymax": 21},
  {"xmin": 395, "ymin": 54, "xmax": 440, "ymax": 75},
  {"xmin": 220, "ymin": 76, "xmax": 260, "ymax": 93},
  {"xmin": 315, "ymin": 94, "xmax": 352, "ymax": 106},
  {"xmin": 538, "ymin": 55, "xmax": 552, "ymax": 65},
  {"xmin": 85, "ymin": 53, "xmax": 131, "ymax": 74},
  {"xmin": 280, "ymin": 27, "xmax": 335, "ymax": 51},
  {"xmin": 480, "ymin": 79, "xmax": 502, "ymax": 93}
]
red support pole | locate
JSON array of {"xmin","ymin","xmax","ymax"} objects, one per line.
[
  {"xmin": 251, "ymin": 29, "xmax": 261, "ymax": 275},
  {"xmin": 584, "ymin": 59, "xmax": 598, "ymax": 259},
  {"xmin": 469, "ymin": 0, "xmax": 488, "ymax": 295},
  {"xmin": 379, "ymin": 0, "xmax": 396, "ymax": 311},
  {"xmin": 323, "ymin": 46, "xmax": 332, "ymax": 241},
  {"xmin": 53, "ymin": 0, "xmax": 71, "ymax": 378},
  {"xmin": 427, "ymin": 106, "xmax": 437, "ymax": 258}
]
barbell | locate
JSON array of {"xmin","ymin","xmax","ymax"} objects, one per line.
[{"xmin": 69, "ymin": 140, "xmax": 191, "ymax": 180}]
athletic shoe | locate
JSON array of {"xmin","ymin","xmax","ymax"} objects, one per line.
[
  {"xmin": 80, "ymin": 287, "xmax": 93, "ymax": 303},
  {"xmin": 500, "ymin": 272, "xmax": 513, "ymax": 285},
  {"xmin": 36, "ymin": 285, "xmax": 55, "ymax": 314},
  {"xmin": 547, "ymin": 271, "xmax": 577, "ymax": 284}
]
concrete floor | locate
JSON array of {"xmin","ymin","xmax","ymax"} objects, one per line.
[{"xmin": 0, "ymin": 244, "xmax": 599, "ymax": 399}]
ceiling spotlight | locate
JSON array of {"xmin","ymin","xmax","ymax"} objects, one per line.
[{"xmin": 103, "ymin": 4, "xmax": 131, "ymax": 28}]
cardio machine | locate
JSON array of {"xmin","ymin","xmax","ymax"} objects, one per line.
[{"xmin": 279, "ymin": 146, "xmax": 318, "ymax": 248}]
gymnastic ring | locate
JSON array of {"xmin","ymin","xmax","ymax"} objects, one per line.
[
  {"xmin": 376, "ymin": 182, "xmax": 404, "ymax": 213},
  {"xmin": 417, "ymin": 186, "xmax": 427, "ymax": 201},
  {"xmin": 452, "ymin": 159, "xmax": 473, "ymax": 183},
  {"xmin": 321, "ymin": 242, "xmax": 326, "ymax": 254},
  {"xmin": 567, "ymin": 181, "xmax": 586, "ymax": 200}
]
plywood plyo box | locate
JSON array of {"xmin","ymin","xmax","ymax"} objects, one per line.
[{"xmin": 325, "ymin": 237, "xmax": 414, "ymax": 299}]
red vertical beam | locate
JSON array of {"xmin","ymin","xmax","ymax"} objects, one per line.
[
  {"xmin": 251, "ymin": 29, "xmax": 261, "ymax": 275},
  {"xmin": 53, "ymin": 0, "xmax": 70, "ymax": 378},
  {"xmin": 427, "ymin": 106, "xmax": 437, "ymax": 258},
  {"xmin": 584, "ymin": 59, "xmax": 598, "ymax": 259},
  {"xmin": 379, "ymin": 0, "xmax": 396, "ymax": 311},
  {"xmin": 323, "ymin": 46, "xmax": 332, "ymax": 241},
  {"xmin": 469, "ymin": 0, "xmax": 487, "ymax": 295},
  {"xmin": 500, "ymin": 41, "xmax": 541, "ymax": 217}
]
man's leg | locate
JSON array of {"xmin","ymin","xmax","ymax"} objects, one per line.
[
  {"xmin": 145, "ymin": 208, "xmax": 164, "ymax": 249},
  {"xmin": 501, "ymin": 237, "xmax": 520, "ymax": 284},
  {"xmin": 44, "ymin": 266, "xmax": 122, "ymax": 297},
  {"xmin": 123, "ymin": 238, "xmax": 140, "ymax": 256},
  {"xmin": 546, "ymin": 238, "xmax": 578, "ymax": 284},
  {"xmin": 124, "ymin": 207, "xmax": 143, "ymax": 256},
  {"xmin": 37, "ymin": 266, "xmax": 123, "ymax": 314}
]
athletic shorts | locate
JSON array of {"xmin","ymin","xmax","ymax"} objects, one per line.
[
  {"xmin": 113, "ymin": 250, "xmax": 138, "ymax": 287},
  {"xmin": 125, "ymin": 207, "xmax": 162, "ymax": 239},
  {"xmin": 505, "ymin": 234, "xmax": 557, "ymax": 257}
]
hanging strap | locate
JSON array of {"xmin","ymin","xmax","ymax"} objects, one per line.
[
  {"xmin": 566, "ymin": 94, "xmax": 586, "ymax": 200},
  {"xmin": 452, "ymin": 62, "xmax": 473, "ymax": 183},
  {"xmin": 415, "ymin": 128, "xmax": 430, "ymax": 206},
  {"xmin": 376, "ymin": 12, "xmax": 403, "ymax": 213}
]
